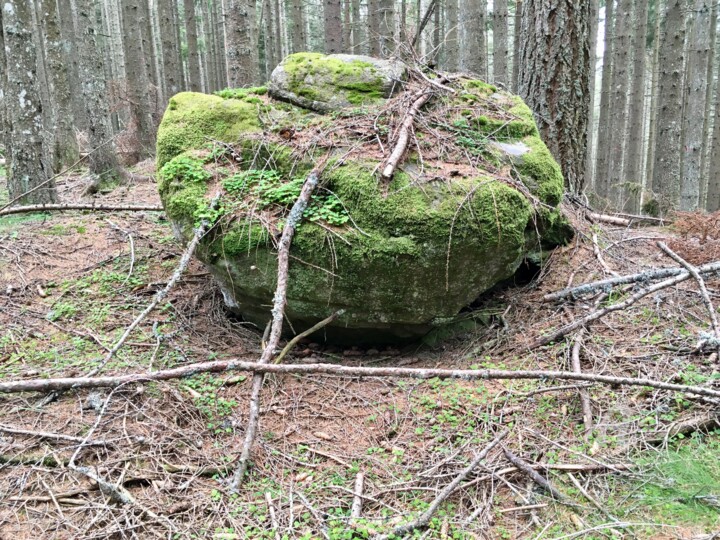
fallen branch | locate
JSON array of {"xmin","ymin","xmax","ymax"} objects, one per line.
[
  {"xmin": 571, "ymin": 334, "xmax": 593, "ymax": 439},
  {"xmin": 351, "ymin": 472, "xmax": 364, "ymax": 521},
  {"xmin": 0, "ymin": 203, "xmax": 164, "ymax": 217},
  {"xmin": 544, "ymin": 260, "xmax": 720, "ymax": 301},
  {"xmin": 658, "ymin": 242, "xmax": 720, "ymax": 346},
  {"xmin": 381, "ymin": 79, "xmax": 447, "ymax": 181},
  {"xmin": 273, "ymin": 309, "xmax": 345, "ymax": 365},
  {"xmin": 230, "ymin": 170, "xmax": 321, "ymax": 490},
  {"xmin": 2, "ymin": 360, "xmax": 720, "ymax": 399},
  {"xmin": 377, "ymin": 430, "xmax": 508, "ymax": 540},
  {"xmin": 0, "ymin": 425, "xmax": 111, "ymax": 446},
  {"xmin": 502, "ymin": 447, "xmax": 568, "ymax": 502},
  {"xmin": 533, "ymin": 269, "xmax": 703, "ymax": 347}
]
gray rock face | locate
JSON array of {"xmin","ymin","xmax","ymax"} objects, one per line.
[{"xmin": 269, "ymin": 52, "xmax": 407, "ymax": 113}]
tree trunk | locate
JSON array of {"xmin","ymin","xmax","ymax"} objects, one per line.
[
  {"xmin": 650, "ymin": 0, "xmax": 686, "ymax": 211},
  {"xmin": 38, "ymin": 0, "xmax": 80, "ymax": 170},
  {"xmin": 518, "ymin": 0, "xmax": 591, "ymax": 193},
  {"xmin": 75, "ymin": 0, "xmax": 124, "ymax": 188},
  {"xmin": 583, "ymin": 0, "xmax": 600, "ymax": 193},
  {"xmin": 512, "ymin": 0, "xmax": 522, "ymax": 91},
  {"xmin": 138, "ymin": 0, "xmax": 159, "ymax": 88},
  {"xmin": 378, "ymin": 0, "xmax": 395, "ymax": 56},
  {"xmin": 350, "ymin": 0, "xmax": 362, "ymax": 52},
  {"xmin": 157, "ymin": 0, "xmax": 184, "ymax": 97},
  {"xmin": 121, "ymin": 0, "xmax": 155, "ymax": 161},
  {"xmin": 445, "ymin": 0, "xmax": 458, "ymax": 70},
  {"xmin": 225, "ymin": 0, "xmax": 259, "ymax": 86},
  {"xmin": 324, "ymin": 0, "xmax": 343, "ymax": 52},
  {"xmin": 184, "ymin": 0, "xmax": 202, "ymax": 91},
  {"xmin": 56, "ymin": 0, "xmax": 88, "ymax": 131},
  {"xmin": 680, "ymin": 0, "xmax": 712, "ymax": 211},
  {"xmin": 290, "ymin": 0, "xmax": 307, "ymax": 52},
  {"xmin": 699, "ymin": 4, "xmax": 717, "ymax": 207},
  {"xmin": 1, "ymin": 0, "xmax": 57, "ymax": 204},
  {"xmin": 593, "ymin": 0, "xmax": 614, "ymax": 201},
  {"xmin": 465, "ymin": 0, "xmax": 487, "ymax": 77},
  {"xmin": 493, "ymin": 0, "xmax": 509, "ymax": 86},
  {"xmin": 606, "ymin": 0, "xmax": 633, "ymax": 208},
  {"xmin": 623, "ymin": 0, "xmax": 649, "ymax": 212},
  {"xmin": 644, "ymin": 0, "xmax": 663, "ymax": 200}
]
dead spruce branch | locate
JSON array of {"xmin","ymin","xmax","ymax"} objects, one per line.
[
  {"xmin": 230, "ymin": 170, "xmax": 320, "ymax": 490},
  {"xmin": 3, "ymin": 360, "xmax": 720, "ymax": 399},
  {"xmin": 544, "ymin": 260, "xmax": 720, "ymax": 301},
  {"xmin": 0, "ymin": 203, "xmax": 163, "ymax": 217},
  {"xmin": 381, "ymin": 78, "xmax": 448, "ymax": 181},
  {"xmin": 377, "ymin": 430, "xmax": 508, "ymax": 540}
]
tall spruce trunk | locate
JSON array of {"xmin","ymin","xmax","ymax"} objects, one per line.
[
  {"xmin": 324, "ymin": 0, "xmax": 343, "ymax": 53},
  {"xmin": 583, "ymin": 0, "xmax": 600, "ymax": 192},
  {"xmin": 493, "ymin": 0, "xmax": 509, "ymax": 86},
  {"xmin": 138, "ymin": 0, "xmax": 159, "ymax": 89},
  {"xmin": 75, "ymin": 0, "xmax": 123, "ymax": 189},
  {"xmin": 184, "ymin": 0, "xmax": 202, "ymax": 91},
  {"xmin": 512, "ymin": 0, "xmax": 522, "ymax": 91},
  {"xmin": 350, "ymin": 0, "xmax": 362, "ymax": 52},
  {"xmin": 593, "ymin": 0, "xmax": 614, "ymax": 201},
  {"xmin": 290, "ymin": 0, "xmax": 307, "ymax": 52},
  {"xmin": 1, "ymin": 0, "xmax": 57, "ymax": 204},
  {"xmin": 378, "ymin": 0, "xmax": 395, "ymax": 56},
  {"xmin": 121, "ymin": 0, "xmax": 155, "ymax": 160},
  {"xmin": 226, "ymin": 0, "xmax": 259, "ymax": 86},
  {"xmin": 700, "ymin": 4, "xmax": 717, "ymax": 207},
  {"xmin": 445, "ymin": 0, "xmax": 458, "ymax": 70},
  {"xmin": 368, "ymin": 0, "xmax": 380, "ymax": 55},
  {"xmin": 623, "ymin": 0, "xmax": 649, "ymax": 212},
  {"xmin": 680, "ymin": 0, "xmax": 713, "ymax": 210},
  {"xmin": 157, "ymin": 0, "xmax": 184, "ymax": 97},
  {"xmin": 466, "ymin": 0, "xmax": 487, "ymax": 77},
  {"xmin": 651, "ymin": 0, "xmax": 686, "ymax": 211},
  {"xmin": 38, "ymin": 0, "xmax": 80, "ymax": 170},
  {"xmin": 644, "ymin": 0, "xmax": 663, "ymax": 199},
  {"xmin": 518, "ymin": 0, "xmax": 591, "ymax": 193},
  {"xmin": 606, "ymin": 0, "xmax": 633, "ymax": 208}
]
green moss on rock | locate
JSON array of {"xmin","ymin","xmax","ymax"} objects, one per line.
[
  {"xmin": 516, "ymin": 136, "xmax": 564, "ymax": 206},
  {"xmin": 156, "ymin": 92, "xmax": 262, "ymax": 168}
]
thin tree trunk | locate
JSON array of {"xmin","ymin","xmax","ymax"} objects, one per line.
[
  {"xmin": 226, "ymin": 0, "xmax": 259, "ymax": 86},
  {"xmin": 368, "ymin": 0, "xmax": 380, "ymax": 56},
  {"xmin": 157, "ymin": 0, "xmax": 184, "ymax": 97},
  {"xmin": 350, "ymin": 0, "xmax": 362, "ymax": 52},
  {"xmin": 75, "ymin": 0, "xmax": 124, "ymax": 189},
  {"xmin": 583, "ymin": 0, "xmax": 599, "ymax": 193},
  {"xmin": 324, "ymin": 0, "xmax": 343, "ymax": 53},
  {"xmin": 1, "ymin": 0, "xmax": 57, "ymax": 205},
  {"xmin": 606, "ymin": 0, "xmax": 633, "ymax": 208},
  {"xmin": 699, "ymin": 3, "xmax": 717, "ymax": 207},
  {"xmin": 644, "ymin": 0, "xmax": 663, "ymax": 201},
  {"xmin": 121, "ymin": 0, "xmax": 155, "ymax": 161},
  {"xmin": 138, "ymin": 0, "xmax": 159, "ymax": 88},
  {"xmin": 445, "ymin": 0, "xmax": 458, "ymax": 70},
  {"xmin": 651, "ymin": 0, "xmax": 686, "ymax": 211},
  {"xmin": 512, "ymin": 0, "xmax": 521, "ymax": 91},
  {"xmin": 378, "ymin": 0, "xmax": 395, "ymax": 56},
  {"xmin": 38, "ymin": 0, "xmax": 80, "ymax": 170},
  {"xmin": 518, "ymin": 0, "xmax": 591, "ymax": 193},
  {"xmin": 185, "ymin": 0, "xmax": 202, "ymax": 91},
  {"xmin": 56, "ymin": 0, "xmax": 88, "ymax": 130},
  {"xmin": 290, "ymin": 0, "xmax": 307, "ymax": 52},
  {"xmin": 623, "ymin": 0, "xmax": 649, "ymax": 212},
  {"xmin": 593, "ymin": 0, "xmax": 614, "ymax": 201},
  {"xmin": 493, "ymin": 0, "xmax": 509, "ymax": 86},
  {"xmin": 466, "ymin": 0, "xmax": 487, "ymax": 77},
  {"xmin": 680, "ymin": 0, "xmax": 713, "ymax": 211}
]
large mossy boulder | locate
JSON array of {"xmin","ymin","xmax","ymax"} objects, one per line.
[{"xmin": 157, "ymin": 53, "xmax": 571, "ymax": 343}]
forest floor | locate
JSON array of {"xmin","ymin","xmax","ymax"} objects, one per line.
[{"xmin": 0, "ymin": 167, "xmax": 719, "ymax": 539}]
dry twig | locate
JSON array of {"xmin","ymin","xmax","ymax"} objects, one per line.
[{"xmin": 0, "ymin": 203, "xmax": 163, "ymax": 217}]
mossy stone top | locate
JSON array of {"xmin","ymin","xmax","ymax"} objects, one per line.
[
  {"xmin": 269, "ymin": 53, "xmax": 407, "ymax": 113},
  {"xmin": 156, "ymin": 54, "xmax": 570, "ymax": 343}
]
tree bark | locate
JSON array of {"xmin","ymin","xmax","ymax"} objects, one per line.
[
  {"xmin": 1, "ymin": 0, "xmax": 57, "ymax": 205},
  {"xmin": 623, "ymin": 0, "xmax": 649, "ymax": 212},
  {"xmin": 324, "ymin": 0, "xmax": 343, "ymax": 53},
  {"xmin": 225, "ymin": 0, "xmax": 259, "ymax": 86},
  {"xmin": 465, "ymin": 0, "xmax": 487, "ymax": 77},
  {"xmin": 445, "ymin": 0, "xmax": 458, "ymax": 70},
  {"xmin": 593, "ymin": 0, "xmax": 614, "ymax": 201},
  {"xmin": 37, "ymin": 0, "xmax": 80, "ymax": 170},
  {"xmin": 121, "ymin": 0, "xmax": 156, "ymax": 161},
  {"xmin": 680, "ymin": 0, "xmax": 713, "ymax": 211},
  {"xmin": 290, "ymin": 0, "xmax": 307, "ymax": 52},
  {"xmin": 378, "ymin": 0, "xmax": 395, "ymax": 56},
  {"xmin": 350, "ymin": 0, "xmax": 362, "ymax": 52},
  {"xmin": 699, "ymin": 3, "xmax": 717, "ymax": 208},
  {"xmin": 511, "ymin": 0, "xmax": 522, "ymax": 91},
  {"xmin": 157, "ymin": 0, "xmax": 184, "ymax": 97},
  {"xmin": 493, "ymin": 0, "xmax": 509, "ymax": 86},
  {"xmin": 644, "ymin": 0, "xmax": 663, "ymax": 203},
  {"xmin": 518, "ymin": 0, "xmax": 591, "ymax": 193},
  {"xmin": 651, "ymin": 0, "xmax": 686, "ymax": 211},
  {"xmin": 606, "ymin": 0, "xmax": 633, "ymax": 208},
  {"xmin": 75, "ymin": 0, "xmax": 124, "ymax": 188},
  {"xmin": 583, "ymin": 0, "xmax": 600, "ymax": 193},
  {"xmin": 368, "ymin": 0, "xmax": 380, "ymax": 56},
  {"xmin": 184, "ymin": 0, "xmax": 202, "ymax": 91}
]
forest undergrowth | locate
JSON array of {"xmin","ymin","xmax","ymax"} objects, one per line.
[{"xmin": 0, "ymin": 169, "xmax": 719, "ymax": 539}]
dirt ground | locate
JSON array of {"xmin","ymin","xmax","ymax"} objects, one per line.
[{"xmin": 0, "ymin": 168, "xmax": 719, "ymax": 539}]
